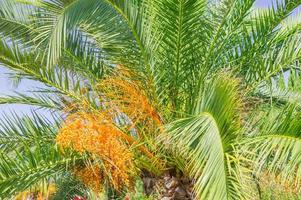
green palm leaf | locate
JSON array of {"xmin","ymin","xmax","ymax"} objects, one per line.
[
  {"xmin": 153, "ymin": 0, "xmax": 207, "ymax": 110},
  {"xmin": 0, "ymin": 146, "xmax": 80, "ymax": 198},
  {"xmin": 162, "ymin": 74, "xmax": 248, "ymax": 199},
  {"xmin": 0, "ymin": 112, "xmax": 82, "ymax": 198},
  {"xmin": 0, "ymin": 112, "xmax": 59, "ymax": 152},
  {"xmin": 246, "ymin": 105, "xmax": 301, "ymax": 182}
]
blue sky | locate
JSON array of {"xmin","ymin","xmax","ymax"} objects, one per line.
[
  {"xmin": 0, "ymin": 66, "xmax": 52, "ymax": 118},
  {"xmin": 255, "ymin": 0, "xmax": 275, "ymax": 7},
  {"xmin": 0, "ymin": 0, "xmax": 300, "ymax": 119}
]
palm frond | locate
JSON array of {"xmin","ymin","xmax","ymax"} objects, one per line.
[
  {"xmin": 0, "ymin": 39, "xmax": 91, "ymax": 104},
  {"xmin": 0, "ymin": 111, "xmax": 83, "ymax": 199},
  {"xmin": 22, "ymin": 0, "xmax": 134, "ymax": 67},
  {"xmin": 0, "ymin": 92, "xmax": 63, "ymax": 110},
  {"xmin": 52, "ymin": 173, "xmax": 86, "ymax": 200},
  {"xmin": 0, "ymin": 145, "xmax": 80, "ymax": 198},
  {"xmin": 254, "ymin": 80, "xmax": 301, "ymax": 107},
  {"xmin": 0, "ymin": 112, "xmax": 59, "ymax": 152},
  {"xmin": 162, "ymin": 74, "xmax": 248, "ymax": 199},
  {"xmin": 151, "ymin": 0, "xmax": 207, "ymax": 111},
  {"xmin": 0, "ymin": 0, "xmax": 33, "ymax": 41},
  {"xmin": 202, "ymin": 0, "xmax": 256, "ymax": 72},
  {"xmin": 228, "ymin": 0, "xmax": 301, "ymax": 86},
  {"xmin": 245, "ymin": 105, "xmax": 301, "ymax": 183}
]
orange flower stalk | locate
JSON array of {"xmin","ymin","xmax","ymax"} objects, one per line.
[
  {"xmin": 98, "ymin": 77, "xmax": 162, "ymax": 129},
  {"xmin": 73, "ymin": 166, "xmax": 103, "ymax": 192}
]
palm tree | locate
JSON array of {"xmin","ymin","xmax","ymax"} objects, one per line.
[{"xmin": 0, "ymin": 0, "xmax": 301, "ymax": 199}]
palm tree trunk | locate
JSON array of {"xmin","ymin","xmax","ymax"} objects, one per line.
[{"xmin": 141, "ymin": 169, "xmax": 195, "ymax": 200}]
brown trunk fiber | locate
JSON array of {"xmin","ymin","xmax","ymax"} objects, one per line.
[{"xmin": 141, "ymin": 169, "xmax": 195, "ymax": 200}]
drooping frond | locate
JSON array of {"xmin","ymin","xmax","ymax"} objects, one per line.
[
  {"xmin": 0, "ymin": 145, "xmax": 80, "ymax": 198},
  {"xmin": 0, "ymin": 39, "xmax": 93, "ymax": 106},
  {"xmin": 0, "ymin": 112, "xmax": 82, "ymax": 199},
  {"xmin": 162, "ymin": 74, "xmax": 248, "ymax": 199},
  {"xmin": 254, "ymin": 80, "xmax": 301, "ymax": 108},
  {"xmin": 20, "ymin": 0, "xmax": 134, "ymax": 67},
  {"xmin": 245, "ymin": 105, "xmax": 301, "ymax": 184},
  {"xmin": 228, "ymin": 0, "xmax": 301, "ymax": 87},
  {"xmin": 0, "ymin": 92, "xmax": 63, "ymax": 110},
  {"xmin": 0, "ymin": 112, "xmax": 58, "ymax": 153}
]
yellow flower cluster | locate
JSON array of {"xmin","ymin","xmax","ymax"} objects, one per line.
[{"xmin": 56, "ymin": 112, "xmax": 135, "ymax": 191}]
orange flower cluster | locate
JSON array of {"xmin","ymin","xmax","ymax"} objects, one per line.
[
  {"xmin": 56, "ymin": 112, "xmax": 135, "ymax": 191},
  {"xmin": 73, "ymin": 166, "xmax": 103, "ymax": 192},
  {"xmin": 98, "ymin": 78, "xmax": 162, "ymax": 129}
]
